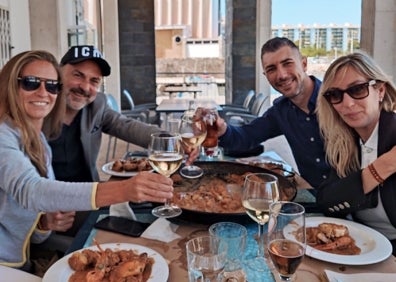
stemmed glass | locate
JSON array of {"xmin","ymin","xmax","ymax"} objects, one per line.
[
  {"xmin": 178, "ymin": 109, "xmax": 207, "ymax": 178},
  {"xmin": 268, "ymin": 201, "xmax": 306, "ymax": 281},
  {"xmin": 242, "ymin": 173, "xmax": 280, "ymax": 272},
  {"xmin": 148, "ymin": 132, "xmax": 184, "ymax": 218},
  {"xmin": 201, "ymin": 107, "xmax": 220, "ymax": 159}
]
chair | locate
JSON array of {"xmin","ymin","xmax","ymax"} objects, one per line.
[
  {"xmin": 105, "ymin": 94, "xmax": 147, "ymax": 162},
  {"xmin": 121, "ymin": 89, "xmax": 160, "ymax": 125},
  {"xmin": 225, "ymin": 93, "xmax": 268, "ymax": 126},
  {"xmin": 220, "ymin": 89, "xmax": 255, "ymax": 115}
]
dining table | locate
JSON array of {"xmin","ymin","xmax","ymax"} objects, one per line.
[
  {"xmin": 163, "ymin": 86, "xmax": 202, "ymax": 99},
  {"xmin": 64, "ymin": 150, "xmax": 396, "ymax": 282},
  {"xmin": 156, "ymin": 98, "xmax": 223, "ymax": 126}
]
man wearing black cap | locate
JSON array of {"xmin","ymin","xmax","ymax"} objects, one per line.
[
  {"xmin": 49, "ymin": 45, "xmax": 161, "ymax": 184},
  {"xmin": 47, "ymin": 45, "xmax": 163, "ymax": 236}
]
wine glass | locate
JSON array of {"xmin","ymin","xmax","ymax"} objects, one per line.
[
  {"xmin": 201, "ymin": 107, "xmax": 220, "ymax": 159},
  {"xmin": 178, "ymin": 109, "xmax": 207, "ymax": 178},
  {"xmin": 242, "ymin": 173, "xmax": 280, "ymax": 272},
  {"xmin": 148, "ymin": 132, "xmax": 184, "ymax": 218},
  {"xmin": 268, "ymin": 201, "xmax": 306, "ymax": 281}
]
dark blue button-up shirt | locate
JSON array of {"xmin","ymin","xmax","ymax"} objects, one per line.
[{"xmin": 219, "ymin": 76, "xmax": 330, "ymax": 188}]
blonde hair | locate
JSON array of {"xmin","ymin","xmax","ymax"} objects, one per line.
[
  {"xmin": 0, "ymin": 50, "xmax": 65, "ymax": 177},
  {"xmin": 316, "ymin": 52, "xmax": 396, "ymax": 177}
]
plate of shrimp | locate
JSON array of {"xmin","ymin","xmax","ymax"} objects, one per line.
[
  {"xmin": 42, "ymin": 242, "xmax": 169, "ymax": 282},
  {"xmin": 301, "ymin": 217, "xmax": 392, "ymax": 265}
]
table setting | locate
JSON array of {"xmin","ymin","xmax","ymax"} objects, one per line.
[{"xmin": 48, "ymin": 107, "xmax": 396, "ymax": 281}]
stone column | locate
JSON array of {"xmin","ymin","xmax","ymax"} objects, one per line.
[{"xmin": 361, "ymin": 0, "xmax": 396, "ymax": 80}]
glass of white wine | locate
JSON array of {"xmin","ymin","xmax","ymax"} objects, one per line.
[
  {"xmin": 242, "ymin": 173, "xmax": 280, "ymax": 272},
  {"xmin": 178, "ymin": 109, "xmax": 207, "ymax": 178},
  {"xmin": 268, "ymin": 201, "xmax": 306, "ymax": 281},
  {"xmin": 148, "ymin": 132, "xmax": 184, "ymax": 218}
]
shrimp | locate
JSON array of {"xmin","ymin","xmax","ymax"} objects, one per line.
[{"xmin": 314, "ymin": 236, "xmax": 353, "ymax": 251}]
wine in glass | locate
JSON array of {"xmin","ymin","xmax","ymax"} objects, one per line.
[
  {"xmin": 268, "ymin": 201, "xmax": 306, "ymax": 281},
  {"xmin": 148, "ymin": 132, "xmax": 184, "ymax": 218},
  {"xmin": 201, "ymin": 107, "xmax": 220, "ymax": 159},
  {"xmin": 179, "ymin": 109, "xmax": 207, "ymax": 178},
  {"xmin": 242, "ymin": 173, "xmax": 280, "ymax": 272}
]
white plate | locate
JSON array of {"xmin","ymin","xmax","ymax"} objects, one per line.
[
  {"xmin": 42, "ymin": 243, "xmax": 169, "ymax": 282},
  {"xmin": 101, "ymin": 161, "xmax": 152, "ymax": 177},
  {"xmin": 304, "ymin": 217, "xmax": 392, "ymax": 265}
]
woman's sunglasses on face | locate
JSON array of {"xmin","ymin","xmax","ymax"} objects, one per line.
[
  {"xmin": 17, "ymin": 76, "xmax": 62, "ymax": 95},
  {"xmin": 323, "ymin": 80, "xmax": 377, "ymax": 104}
]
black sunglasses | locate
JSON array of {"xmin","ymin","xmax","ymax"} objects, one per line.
[
  {"xmin": 323, "ymin": 80, "xmax": 376, "ymax": 104},
  {"xmin": 17, "ymin": 76, "xmax": 62, "ymax": 95}
]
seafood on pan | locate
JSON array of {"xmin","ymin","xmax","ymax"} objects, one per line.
[
  {"xmin": 68, "ymin": 241, "xmax": 154, "ymax": 282},
  {"xmin": 305, "ymin": 222, "xmax": 361, "ymax": 255},
  {"xmin": 172, "ymin": 171, "xmax": 294, "ymax": 214}
]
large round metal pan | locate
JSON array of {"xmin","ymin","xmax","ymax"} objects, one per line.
[{"xmin": 170, "ymin": 161, "xmax": 297, "ymax": 225}]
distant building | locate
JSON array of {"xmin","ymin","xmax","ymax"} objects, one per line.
[{"xmin": 272, "ymin": 23, "xmax": 360, "ymax": 53}]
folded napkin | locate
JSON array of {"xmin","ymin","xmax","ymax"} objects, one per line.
[
  {"xmin": 109, "ymin": 202, "xmax": 137, "ymax": 220},
  {"xmin": 325, "ymin": 270, "xmax": 396, "ymax": 282},
  {"xmin": 141, "ymin": 218, "xmax": 181, "ymax": 243}
]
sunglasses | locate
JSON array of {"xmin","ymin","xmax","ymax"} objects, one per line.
[
  {"xmin": 323, "ymin": 80, "xmax": 376, "ymax": 104},
  {"xmin": 17, "ymin": 76, "xmax": 62, "ymax": 95}
]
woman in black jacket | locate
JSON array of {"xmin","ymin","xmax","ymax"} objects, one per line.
[{"xmin": 316, "ymin": 52, "xmax": 396, "ymax": 254}]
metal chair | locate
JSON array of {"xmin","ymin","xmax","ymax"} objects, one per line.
[
  {"xmin": 121, "ymin": 89, "xmax": 160, "ymax": 125},
  {"xmin": 224, "ymin": 93, "xmax": 268, "ymax": 126},
  {"xmin": 105, "ymin": 94, "xmax": 147, "ymax": 162},
  {"xmin": 220, "ymin": 89, "xmax": 255, "ymax": 115}
]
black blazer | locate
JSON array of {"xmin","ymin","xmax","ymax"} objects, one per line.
[{"xmin": 317, "ymin": 110, "xmax": 396, "ymax": 228}]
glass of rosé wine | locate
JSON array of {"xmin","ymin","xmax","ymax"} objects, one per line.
[{"xmin": 268, "ymin": 201, "xmax": 306, "ymax": 281}]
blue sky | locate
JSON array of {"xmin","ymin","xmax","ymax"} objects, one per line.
[{"xmin": 272, "ymin": 0, "xmax": 361, "ymax": 26}]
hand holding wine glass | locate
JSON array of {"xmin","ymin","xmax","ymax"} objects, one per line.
[
  {"xmin": 148, "ymin": 132, "xmax": 184, "ymax": 218},
  {"xmin": 179, "ymin": 109, "xmax": 207, "ymax": 178},
  {"xmin": 242, "ymin": 173, "xmax": 280, "ymax": 272},
  {"xmin": 268, "ymin": 201, "xmax": 306, "ymax": 281}
]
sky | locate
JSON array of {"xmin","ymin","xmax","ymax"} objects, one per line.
[{"xmin": 272, "ymin": 0, "xmax": 362, "ymax": 26}]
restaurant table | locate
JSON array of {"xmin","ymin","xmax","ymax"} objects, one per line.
[
  {"xmin": 163, "ymin": 86, "xmax": 202, "ymax": 99},
  {"xmin": 156, "ymin": 98, "xmax": 222, "ymax": 113},
  {"xmin": 156, "ymin": 98, "xmax": 222, "ymax": 126},
  {"xmin": 66, "ymin": 151, "xmax": 396, "ymax": 281}
]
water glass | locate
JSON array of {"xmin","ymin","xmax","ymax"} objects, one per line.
[
  {"xmin": 200, "ymin": 146, "xmax": 224, "ymax": 161},
  {"xmin": 209, "ymin": 222, "xmax": 247, "ymax": 272},
  {"xmin": 186, "ymin": 236, "xmax": 228, "ymax": 282},
  {"xmin": 167, "ymin": 113, "xmax": 181, "ymax": 133}
]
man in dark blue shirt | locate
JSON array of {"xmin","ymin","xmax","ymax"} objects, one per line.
[{"xmin": 218, "ymin": 37, "xmax": 330, "ymax": 189}]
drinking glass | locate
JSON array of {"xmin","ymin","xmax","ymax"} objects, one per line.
[
  {"xmin": 186, "ymin": 235, "xmax": 228, "ymax": 282},
  {"xmin": 179, "ymin": 109, "xmax": 207, "ymax": 178},
  {"xmin": 209, "ymin": 222, "xmax": 247, "ymax": 272},
  {"xmin": 148, "ymin": 132, "xmax": 184, "ymax": 218},
  {"xmin": 202, "ymin": 107, "xmax": 220, "ymax": 159},
  {"xmin": 242, "ymin": 173, "xmax": 280, "ymax": 272},
  {"xmin": 268, "ymin": 201, "xmax": 306, "ymax": 281}
]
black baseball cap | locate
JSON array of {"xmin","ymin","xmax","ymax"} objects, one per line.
[{"xmin": 60, "ymin": 45, "xmax": 111, "ymax": 76}]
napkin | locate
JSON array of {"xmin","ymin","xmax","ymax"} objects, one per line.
[
  {"xmin": 325, "ymin": 269, "xmax": 396, "ymax": 282},
  {"xmin": 109, "ymin": 202, "xmax": 137, "ymax": 220},
  {"xmin": 141, "ymin": 218, "xmax": 181, "ymax": 243}
]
